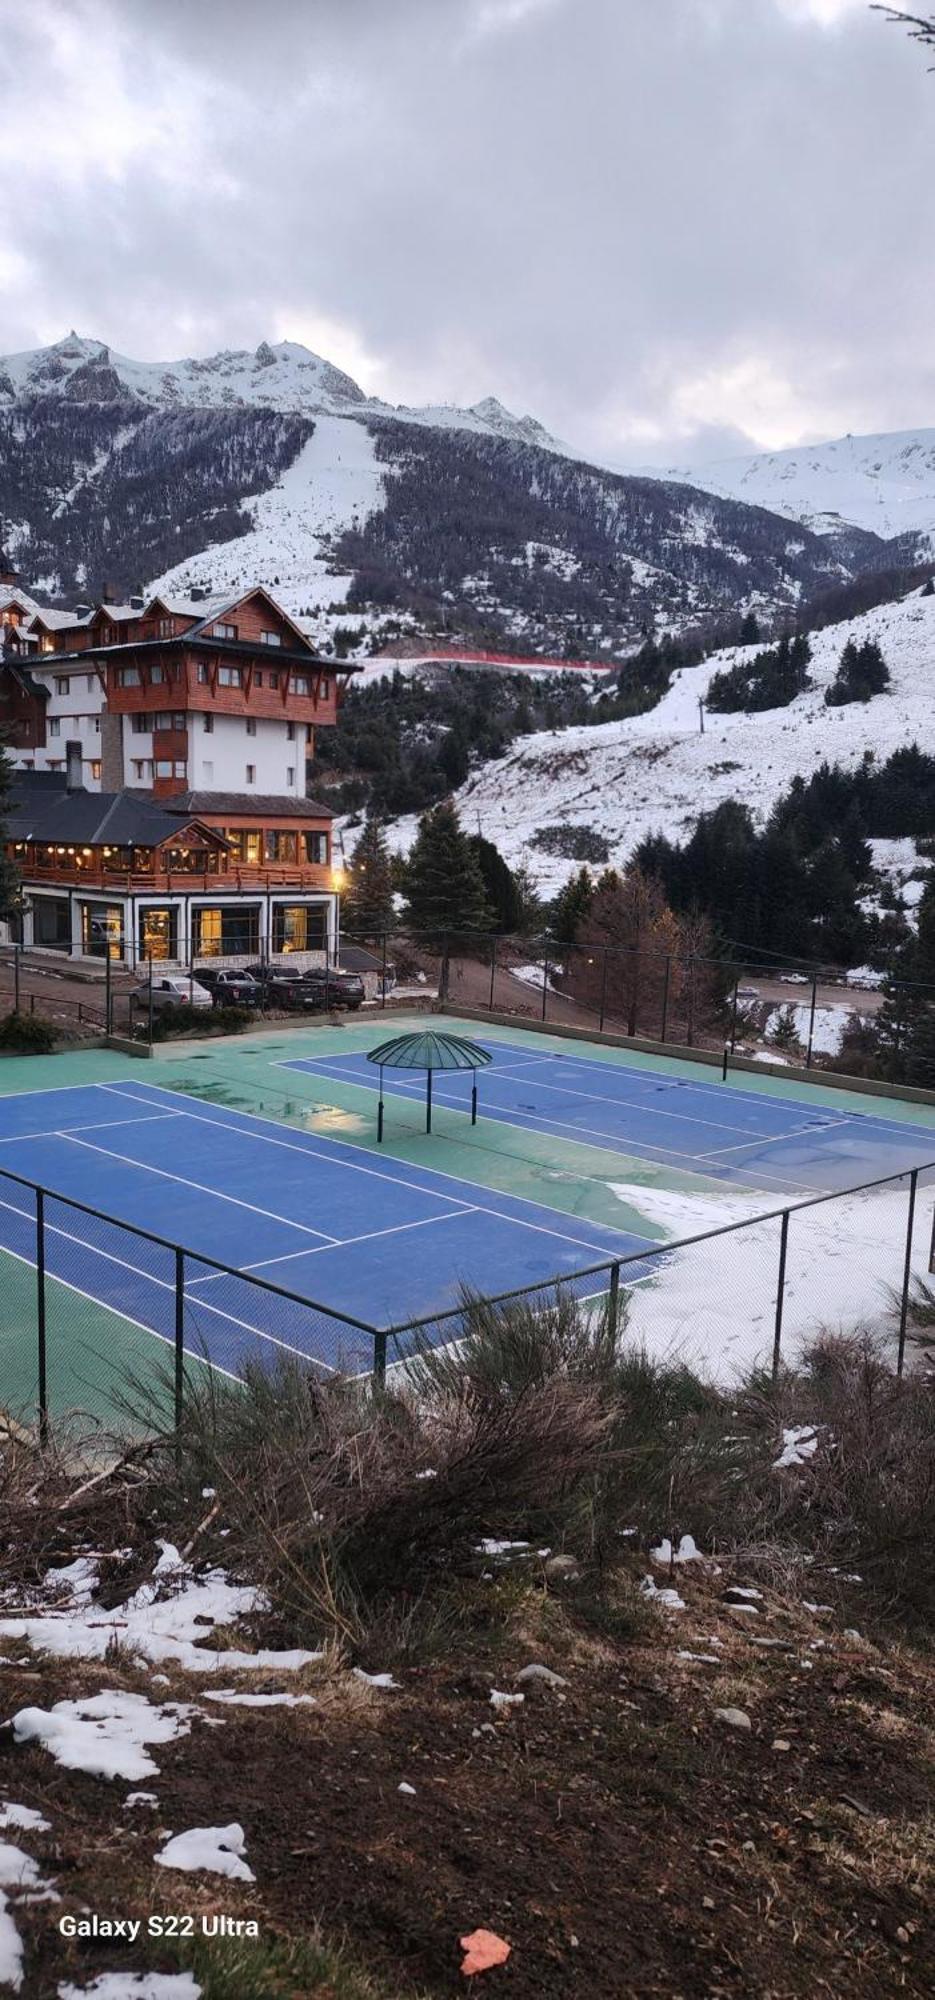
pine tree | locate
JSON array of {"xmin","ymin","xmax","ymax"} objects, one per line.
[
  {"xmin": 550, "ymin": 866, "xmax": 595, "ymax": 946},
  {"xmin": 468, "ymin": 834, "xmax": 526, "ymax": 933},
  {"xmin": 403, "ymin": 801, "xmax": 490, "ymax": 941},
  {"xmin": 343, "ymin": 813, "xmax": 395, "ymax": 937},
  {"xmin": 739, "ymin": 611, "xmax": 761, "ymax": 644}
]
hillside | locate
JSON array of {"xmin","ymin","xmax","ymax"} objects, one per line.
[
  {"xmin": 385, "ymin": 585, "xmax": 935, "ymax": 895},
  {"xmin": 0, "ymin": 333, "xmax": 910, "ymax": 658},
  {"xmin": 658, "ymin": 428, "xmax": 935, "ymax": 556}
]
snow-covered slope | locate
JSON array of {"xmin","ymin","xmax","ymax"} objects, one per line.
[
  {"xmin": 392, "ymin": 586, "xmax": 935, "ymax": 894},
  {"xmin": 659, "ymin": 429, "xmax": 935, "ymax": 552}
]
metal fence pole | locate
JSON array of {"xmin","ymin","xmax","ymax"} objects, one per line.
[
  {"xmin": 373, "ymin": 1328, "xmax": 387, "ymax": 1390},
  {"xmin": 36, "ymin": 1189, "xmax": 48, "ymax": 1445},
  {"xmin": 661, "ymin": 956, "xmax": 671, "ymax": 1043},
  {"xmin": 147, "ymin": 953, "xmax": 154, "ymax": 1044},
  {"xmin": 598, "ymin": 948, "xmax": 608, "ymax": 1034},
  {"xmin": 174, "ymin": 1247, "xmax": 185, "ymax": 1429},
  {"xmin": 13, "ymin": 944, "xmax": 20, "ymax": 1015},
  {"xmin": 772, "ymin": 1210, "xmax": 790, "ymax": 1381},
  {"xmin": 541, "ymin": 955, "xmax": 550, "ymax": 1022},
  {"xmin": 805, "ymin": 977, "xmax": 818, "ymax": 1069},
  {"xmin": 897, "ymin": 1169, "xmax": 919, "ymax": 1379},
  {"xmin": 381, "ymin": 930, "xmax": 388, "ymax": 1011},
  {"xmin": 607, "ymin": 1261, "xmax": 621, "ymax": 1342},
  {"xmin": 729, "ymin": 976, "xmax": 740, "ymax": 1054},
  {"xmin": 488, "ymin": 936, "xmax": 498, "ymax": 1013}
]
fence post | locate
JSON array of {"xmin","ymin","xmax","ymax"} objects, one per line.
[
  {"xmin": 897, "ymin": 1169, "xmax": 919, "ymax": 1379},
  {"xmin": 147, "ymin": 953, "xmax": 154, "ymax": 1045},
  {"xmin": 105, "ymin": 945, "xmax": 112, "ymax": 1037},
  {"xmin": 174, "ymin": 1247, "xmax": 185, "ymax": 1430},
  {"xmin": 805, "ymin": 976, "xmax": 818, "ymax": 1069},
  {"xmin": 373, "ymin": 1328, "xmax": 387, "ymax": 1390},
  {"xmin": 772, "ymin": 1210, "xmax": 790, "ymax": 1381},
  {"xmin": 488, "ymin": 936, "xmax": 498, "ymax": 1013},
  {"xmin": 541, "ymin": 955, "xmax": 550, "ymax": 1022},
  {"xmin": 607, "ymin": 1261, "xmax": 621, "ymax": 1343},
  {"xmin": 661, "ymin": 957, "xmax": 671, "ymax": 1043},
  {"xmin": 598, "ymin": 948, "xmax": 608, "ymax": 1034},
  {"xmin": 729, "ymin": 976, "xmax": 740, "ymax": 1054},
  {"xmin": 13, "ymin": 943, "xmax": 20, "ymax": 1015},
  {"xmin": 36, "ymin": 1189, "xmax": 48, "ymax": 1445},
  {"xmin": 381, "ymin": 930, "xmax": 388, "ymax": 1011}
]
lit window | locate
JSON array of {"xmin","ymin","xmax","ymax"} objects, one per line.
[
  {"xmin": 245, "ymin": 763, "xmax": 256, "ymax": 784},
  {"xmin": 89, "ymin": 760, "xmax": 102, "ymax": 782}
]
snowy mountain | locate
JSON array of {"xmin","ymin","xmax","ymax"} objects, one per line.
[
  {"xmin": 390, "ymin": 584, "xmax": 935, "ymax": 895},
  {"xmin": 658, "ymin": 429, "xmax": 935, "ymax": 555},
  {"xmin": 0, "ymin": 333, "xmax": 925, "ymax": 657}
]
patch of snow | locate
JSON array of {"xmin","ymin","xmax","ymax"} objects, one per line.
[
  {"xmin": 0, "ymin": 1898, "xmax": 23, "ymax": 1991},
  {"xmin": 0, "ymin": 1805, "xmax": 50, "ymax": 1835},
  {"xmin": 353, "ymin": 1670, "xmax": 400, "ymax": 1690},
  {"xmin": 203, "ymin": 1691, "xmax": 315, "ymax": 1709},
  {"xmin": 774, "ymin": 1425, "xmax": 821, "ymax": 1469},
  {"xmin": 58, "ymin": 1978, "xmax": 203, "ymax": 2000},
  {"xmin": 490, "ymin": 1690, "xmax": 525, "ymax": 1710},
  {"xmin": 651, "ymin": 1535, "xmax": 704, "ymax": 1566},
  {"xmin": 11, "ymin": 1692, "xmax": 196, "ymax": 1784},
  {"xmin": 122, "ymin": 1793, "xmax": 158, "ymax": 1810},
  {"xmin": 640, "ymin": 1576, "xmax": 686, "ymax": 1612},
  {"xmin": 154, "ymin": 1823, "xmax": 254, "ymax": 1883},
  {"xmin": 474, "ymin": 1539, "xmax": 531, "ymax": 1558}
]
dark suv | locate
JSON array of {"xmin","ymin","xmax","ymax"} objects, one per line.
[
  {"xmin": 245, "ymin": 964, "xmax": 365, "ymax": 1012},
  {"xmin": 300, "ymin": 967, "xmax": 365, "ymax": 1011}
]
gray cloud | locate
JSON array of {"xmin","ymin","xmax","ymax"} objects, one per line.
[{"xmin": 0, "ymin": 0, "xmax": 932, "ymax": 461}]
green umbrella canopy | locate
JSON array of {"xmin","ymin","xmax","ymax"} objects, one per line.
[{"xmin": 366, "ymin": 1030, "xmax": 492, "ymax": 1072}]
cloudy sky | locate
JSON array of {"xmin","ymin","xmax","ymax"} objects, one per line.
[{"xmin": 0, "ymin": 0, "xmax": 932, "ymax": 464}]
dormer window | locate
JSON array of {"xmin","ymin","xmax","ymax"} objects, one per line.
[
  {"xmin": 213, "ymin": 622, "xmax": 236, "ymax": 639},
  {"xmin": 259, "ymin": 630, "xmax": 282, "ymax": 647}
]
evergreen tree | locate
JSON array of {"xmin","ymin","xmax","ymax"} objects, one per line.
[
  {"xmin": 739, "ymin": 611, "xmax": 761, "ymax": 644},
  {"xmin": 550, "ymin": 866, "xmax": 595, "ymax": 946},
  {"xmin": 468, "ymin": 834, "xmax": 526, "ymax": 933},
  {"xmin": 922, "ymin": 578, "xmax": 935, "ymax": 598},
  {"xmin": 342, "ymin": 813, "xmax": 395, "ymax": 936},
  {"xmin": 768, "ymin": 1004, "xmax": 802, "ymax": 1054},
  {"xmin": 402, "ymin": 801, "xmax": 490, "ymax": 941},
  {"xmin": 825, "ymin": 638, "xmax": 890, "ymax": 707}
]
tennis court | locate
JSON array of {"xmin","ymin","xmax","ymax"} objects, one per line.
[{"xmin": 1, "ymin": 1022, "xmax": 935, "ymax": 1407}]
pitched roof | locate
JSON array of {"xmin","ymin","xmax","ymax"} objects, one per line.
[
  {"xmin": 167, "ymin": 790, "xmax": 332, "ymax": 820},
  {"xmin": 7, "ymin": 775, "xmax": 225, "ymax": 847}
]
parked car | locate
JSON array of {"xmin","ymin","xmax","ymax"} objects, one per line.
[
  {"xmin": 299, "ymin": 967, "xmax": 365, "ymax": 1011},
  {"xmin": 244, "ymin": 966, "xmax": 323, "ymax": 1012},
  {"xmin": 130, "ymin": 973, "xmax": 213, "ymax": 1012},
  {"xmin": 191, "ymin": 966, "xmax": 263, "ymax": 1008}
]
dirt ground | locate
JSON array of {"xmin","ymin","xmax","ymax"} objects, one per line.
[{"xmin": 3, "ymin": 1562, "xmax": 933, "ymax": 2000}]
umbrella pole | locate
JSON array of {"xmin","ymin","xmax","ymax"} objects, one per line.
[
  {"xmin": 426, "ymin": 1068, "xmax": 433, "ymax": 1135},
  {"xmin": 378, "ymin": 1065, "xmax": 385, "ymax": 1144},
  {"xmin": 471, "ymin": 1076, "xmax": 478, "ymax": 1125}
]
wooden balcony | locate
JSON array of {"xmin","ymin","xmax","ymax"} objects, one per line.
[{"xmin": 21, "ymin": 860, "xmax": 334, "ymax": 895}]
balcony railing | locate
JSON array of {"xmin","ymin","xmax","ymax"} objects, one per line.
[{"xmin": 20, "ymin": 862, "xmax": 334, "ymax": 894}]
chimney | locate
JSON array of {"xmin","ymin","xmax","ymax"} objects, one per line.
[
  {"xmin": 74, "ymin": 603, "xmax": 92, "ymax": 620},
  {"xmin": 65, "ymin": 740, "xmax": 83, "ymax": 792},
  {"xmin": 130, "ymin": 582, "xmax": 145, "ymax": 610},
  {"xmin": 101, "ymin": 581, "xmax": 118, "ymax": 605},
  {"xmin": 190, "ymin": 585, "xmax": 210, "ymax": 603}
]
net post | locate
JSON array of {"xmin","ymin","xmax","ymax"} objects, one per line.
[
  {"xmin": 377, "ymin": 1065, "xmax": 385, "ymax": 1144},
  {"xmin": 426, "ymin": 1068, "xmax": 433, "ymax": 1135},
  {"xmin": 36, "ymin": 1188, "xmax": 48, "ymax": 1446},
  {"xmin": 897, "ymin": 1169, "xmax": 919, "ymax": 1379},
  {"xmin": 174, "ymin": 1247, "xmax": 185, "ymax": 1430},
  {"xmin": 772, "ymin": 1210, "xmax": 790, "ymax": 1381},
  {"xmin": 722, "ymin": 1042, "xmax": 729, "ymax": 1083}
]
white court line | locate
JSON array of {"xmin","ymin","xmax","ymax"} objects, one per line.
[
  {"xmin": 0, "ymin": 1113, "xmax": 181, "ymax": 1145},
  {"xmin": 186, "ymin": 1206, "xmax": 480, "ymax": 1286},
  {"xmin": 295, "ymin": 1064, "xmax": 817, "ymax": 1197},
  {"xmin": 701, "ymin": 1123, "xmax": 852, "ymax": 1164},
  {"xmin": 0, "ymin": 1192, "xmax": 340, "ymax": 1374},
  {"xmin": 59, "ymin": 1133, "xmax": 342, "ymax": 1246},
  {"xmin": 98, "ymin": 1084, "xmax": 643, "ymax": 1262}
]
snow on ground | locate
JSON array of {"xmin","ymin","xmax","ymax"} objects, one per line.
[
  {"xmin": 0, "ymin": 1805, "xmax": 50, "ymax": 1835},
  {"xmin": 203, "ymin": 1690, "xmax": 316, "ymax": 1709},
  {"xmin": 654, "ymin": 427, "xmax": 935, "ymax": 546},
  {"xmin": 154, "ymin": 1824, "xmax": 254, "ymax": 1883},
  {"xmin": 0, "ymin": 1895, "xmax": 23, "ymax": 1991},
  {"xmin": 769, "ymin": 1005, "xmax": 849, "ymax": 1056},
  {"xmin": 0, "ymin": 1543, "xmax": 322, "ymax": 1675},
  {"xmin": 610, "ymin": 1177, "xmax": 932, "ymax": 1380},
  {"xmin": 58, "ymin": 1975, "xmax": 203, "ymax": 1999},
  {"xmin": 147, "ymin": 414, "xmax": 385, "ymax": 636},
  {"xmin": 389, "ymin": 588, "xmax": 935, "ymax": 895},
  {"xmin": 11, "ymin": 1692, "xmax": 196, "ymax": 1784}
]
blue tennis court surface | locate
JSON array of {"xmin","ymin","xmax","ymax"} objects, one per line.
[
  {"xmin": 1, "ymin": 1039, "xmax": 934, "ymax": 1384},
  {"xmin": 282, "ymin": 1036, "xmax": 935, "ymax": 1195}
]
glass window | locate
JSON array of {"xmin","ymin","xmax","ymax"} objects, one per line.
[
  {"xmin": 150, "ymin": 665, "xmax": 165, "ymax": 685},
  {"xmin": 203, "ymin": 714, "xmax": 213, "ymax": 732},
  {"xmin": 246, "ymin": 718, "xmax": 256, "ymax": 736},
  {"xmin": 131, "ymin": 714, "xmax": 149, "ymax": 734},
  {"xmin": 48, "ymin": 718, "xmax": 60, "ymax": 737},
  {"xmin": 193, "ymin": 905, "xmax": 260, "ymax": 957},
  {"xmin": 155, "ymin": 760, "xmax": 173, "ymax": 778},
  {"xmin": 321, "ymin": 678, "xmax": 331, "ymax": 700},
  {"xmin": 292, "ymin": 674, "xmax": 310, "ymax": 696},
  {"xmin": 272, "ymin": 904, "xmax": 327, "ymax": 953},
  {"xmin": 218, "ymin": 666, "xmax": 243, "ymax": 688},
  {"xmin": 117, "ymin": 666, "xmax": 140, "ymax": 687},
  {"xmin": 55, "ymin": 675, "xmax": 68, "ymax": 694},
  {"xmin": 286, "ymin": 767, "xmax": 295, "ymax": 787},
  {"xmin": 260, "ymin": 630, "xmax": 282, "ymax": 647},
  {"xmin": 254, "ymin": 671, "xmax": 263, "ymax": 689},
  {"xmin": 286, "ymin": 722, "xmax": 295, "ymax": 741},
  {"xmin": 86, "ymin": 674, "xmax": 95, "ymax": 693},
  {"xmin": 89, "ymin": 760, "xmax": 102, "ymax": 782},
  {"xmin": 138, "ymin": 906, "xmax": 177, "ymax": 962},
  {"xmin": 267, "ymin": 671, "xmax": 279, "ymax": 690},
  {"xmin": 264, "ymin": 830, "xmax": 298, "ymax": 863},
  {"xmin": 213, "ymin": 622, "xmax": 236, "ymax": 639},
  {"xmin": 131, "ymin": 759, "xmax": 152, "ymax": 780},
  {"xmin": 304, "ymin": 831, "xmax": 329, "ymax": 865},
  {"xmin": 245, "ymin": 763, "xmax": 256, "ymax": 784},
  {"xmin": 81, "ymin": 904, "xmax": 124, "ymax": 961},
  {"xmin": 197, "ymin": 664, "xmax": 209, "ymax": 684}
]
